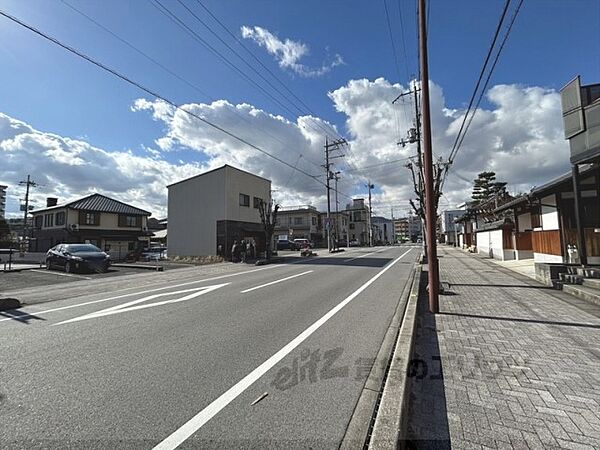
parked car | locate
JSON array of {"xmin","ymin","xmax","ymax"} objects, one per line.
[
  {"xmin": 349, "ymin": 240, "xmax": 360, "ymax": 247},
  {"xmin": 277, "ymin": 240, "xmax": 299, "ymax": 250},
  {"xmin": 293, "ymin": 238, "xmax": 312, "ymax": 249},
  {"xmin": 46, "ymin": 243, "xmax": 111, "ymax": 273},
  {"xmin": 141, "ymin": 247, "xmax": 168, "ymax": 261}
]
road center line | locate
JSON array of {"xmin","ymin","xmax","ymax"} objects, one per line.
[
  {"xmin": 240, "ymin": 270, "xmax": 313, "ymax": 293},
  {"xmin": 0, "ymin": 265, "xmax": 284, "ymax": 323},
  {"xmin": 153, "ymin": 248, "xmax": 413, "ymax": 450}
]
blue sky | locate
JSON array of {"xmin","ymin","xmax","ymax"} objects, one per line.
[{"xmin": 1, "ymin": 0, "xmax": 599, "ymax": 217}]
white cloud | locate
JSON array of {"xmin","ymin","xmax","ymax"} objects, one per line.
[
  {"xmin": 240, "ymin": 25, "xmax": 344, "ymax": 77},
  {"xmin": 0, "ymin": 79, "xmax": 572, "ymax": 221},
  {"xmin": 327, "ymin": 78, "xmax": 571, "ymax": 215},
  {"xmin": 0, "ymin": 113, "xmax": 202, "ymax": 218}
]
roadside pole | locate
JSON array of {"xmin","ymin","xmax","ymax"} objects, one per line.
[
  {"xmin": 325, "ymin": 136, "xmax": 332, "ymax": 252},
  {"xmin": 419, "ymin": 0, "xmax": 440, "ymax": 313},
  {"xmin": 367, "ymin": 181, "xmax": 374, "ymax": 247},
  {"xmin": 324, "ymin": 137, "xmax": 346, "ymax": 252},
  {"xmin": 334, "ymin": 171, "xmax": 341, "ymax": 250}
]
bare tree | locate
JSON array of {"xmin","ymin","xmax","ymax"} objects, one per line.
[{"xmin": 257, "ymin": 199, "xmax": 280, "ymax": 261}]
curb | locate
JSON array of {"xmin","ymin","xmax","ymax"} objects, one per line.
[
  {"xmin": 340, "ymin": 262, "xmax": 421, "ymax": 449},
  {"xmin": 368, "ymin": 265, "xmax": 421, "ymax": 449}
]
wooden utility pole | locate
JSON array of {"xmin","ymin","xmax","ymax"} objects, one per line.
[
  {"xmin": 419, "ymin": 0, "xmax": 440, "ymax": 313},
  {"xmin": 18, "ymin": 174, "xmax": 37, "ymax": 243}
]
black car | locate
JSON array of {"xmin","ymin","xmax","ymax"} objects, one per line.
[
  {"xmin": 46, "ymin": 243, "xmax": 111, "ymax": 273},
  {"xmin": 276, "ymin": 239, "xmax": 299, "ymax": 250}
]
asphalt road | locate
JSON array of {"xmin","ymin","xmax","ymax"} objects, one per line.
[{"xmin": 0, "ymin": 245, "xmax": 419, "ymax": 449}]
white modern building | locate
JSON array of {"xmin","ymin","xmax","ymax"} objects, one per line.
[
  {"xmin": 371, "ymin": 216, "xmax": 394, "ymax": 244},
  {"xmin": 440, "ymin": 209, "xmax": 464, "ymax": 245},
  {"xmin": 167, "ymin": 165, "xmax": 271, "ymax": 258}
]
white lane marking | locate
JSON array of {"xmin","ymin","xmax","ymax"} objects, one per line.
[
  {"xmin": 343, "ymin": 247, "xmax": 389, "ymax": 263},
  {"xmin": 55, "ymin": 283, "xmax": 230, "ymax": 325},
  {"xmin": 0, "ymin": 265, "xmax": 285, "ymax": 323},
  {"xmin": 240, "ymin": 270, "xmax": 313, "ymax": 293},
  {"xmin": 30, "ymin": 269, "xmax": 92, "ymax": 280},
  {"xmin": 153, "ymin": 248, "xmax": 413, "ymax": 450}
]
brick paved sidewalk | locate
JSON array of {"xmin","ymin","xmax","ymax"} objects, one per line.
[{"xmin": 405, "ymin": 247, "xmax": 600, "ymax": 450}]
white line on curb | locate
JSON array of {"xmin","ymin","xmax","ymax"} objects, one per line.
[
  {"xmin": 153, "ymin": 248, "xmax": 413, "ymax": 450},
  {"xmin": 30, "ymin": 269, "xmax": 91, "ymax": 280},
  {"xmin": 240, "ymin": 270, "xmax": 313, "ymax": 293}
]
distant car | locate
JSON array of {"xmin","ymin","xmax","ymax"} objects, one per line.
[
  {"xmin": 46, "ymin": 243, "xmax": 111, "ymax": 273},
  {"xmin": 349, "ymin": 240, "xmax": 360, "ymax": 247},
  {"xmin": 141, "ymin": 247, "xmax": 168, "ymax": 261},
  {"xmin": 293, "ymin": 238, "xmax": 312, "ymax": 249},
  {"xmin": 277, "ymin": 240, "xmax": 299, "ymax": 250}
]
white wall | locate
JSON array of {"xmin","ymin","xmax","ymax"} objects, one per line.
[
  {"xmin": 540, "ymin": 194, "xmax": 559, "ymax": 230},
  {"xmin": 168, "ymin": 168, "xmax": 226, "ymax": 257},
  {"xmin": 224, "ymin": 166, "xmax": 270, "ymax": 223},
  {"xmin": 168, "ymin": 166, "xmax": 271, "ymax": 257},
  {"xmin": 517, "ymin": 212, "xmax": 532, "ymax": 232},
  {"xmin": 476, "ymin": 229, "xmax": 514, "ymax": 260}
]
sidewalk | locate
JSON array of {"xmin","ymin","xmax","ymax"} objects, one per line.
[{"xmin": 405, "ymin": 246, "xmax": 600, "ymax": 449}]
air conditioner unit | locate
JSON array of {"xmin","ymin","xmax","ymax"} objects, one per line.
[{"xmin": 70, "ymin": 224, "xmax": 79, "ymax": 231}]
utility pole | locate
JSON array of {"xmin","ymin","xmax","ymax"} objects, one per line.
[
  {"xmin": 18, "ymin": 174, "xmax": 37, "ymax": 243},
  {"xmin": 419, "ymin": 0, "xmax": 440, "ymax": 313},
  {"xmin": 366, "ymin": 181, "xmax": 374, "ymax": 247},
  {"xmin": 324, "ymin": 137, "xmax": 346, "ymax": 252},
  {"xmin": 334, "ymin": 171, "xmax": 341, "ymax": 250},
  {"xmin": 391, "ymin": 206, "xmax": 395, "ymax": 244}
]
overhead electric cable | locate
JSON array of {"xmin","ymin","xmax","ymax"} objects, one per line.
[
  {"xmin": 447, "ymin": 0, "xmax": 512, "ymax": 162},
  {"xmin": 194, "ymin": 0, "xmax": 348, "ymax": 144},
  {"xmin": 0, "ymin": 9, "xmax": 329, "ymax": 190},
  {"xmin": 59, "ymin": 0, "xmax": 319, "ymax": 174}
]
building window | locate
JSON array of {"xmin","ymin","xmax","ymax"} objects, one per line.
[
  {"xmin": 253, "ymin": 197, "xmax": 262, "ymax": 209},
  {"xmin": 44, "ymin": 213, "xmax": 54, "ymax": 228},
  {"xmin": 56, "ymin": 211, "xmax": 66, "ymax": 226},
  {"xmin": 79, "ymin": 211, "xmax": 100, "ymax": 226},
  {"xmin": 311, "ymin": 217, "xmax": 317, "ymax": 226},
  {"xmin": 349, "ymin": 223, "xmax": 355, "ymax": 229},
  {"xmin": 118, "ymin": 214, "xmax": 141, "ymax": 227},
  {"xmin": 294, "ymin": 217, "xmax": 303, "ymax": 225},
  {"xmin": 34, "ymin": 215, "xmax": 43, "ymax": 229},
  {"xmin": 239, "ymin": 193, "xmax": 250, "ymax": 207}
]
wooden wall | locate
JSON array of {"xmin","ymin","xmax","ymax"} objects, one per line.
[
  {"xmin": 564, "ymin": 228, "xmax": 600, "ymax": 256},
  {"xmin": 515, "ymin": 232, "xmax": 533, "ymax": 250},
  {"xmin": 532, "ymin": 230, "xmax": 562, "ymax": 256}
]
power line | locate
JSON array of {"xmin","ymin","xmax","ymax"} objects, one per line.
[
  {"xmin": 447, "ymin": 0, "xmax": 512, "ymax": 163},
  {"xmin": 0, "ymin": 9, "xmax": 330, "ymax": 191},
  {"xmin": 453, "ymin": 0, "xmax": 524, "ymax": 158},
  {"xmin": 58, "ymin": 0, "xmax": 319, "ymax": 175},
  {"xmin": 150, "ymin": 0, "xmax": 332, "ymax": 158},
  {"xmin": 442, "ymin": 0, "xmax": 524, "ymax": 190},
  {"xmin": 151, "ymin": 0, "xmax": 348, "ymax": 175},
  {"xmin": 194, "ymin": 0, "xmax": 347, "ymax": 144}
]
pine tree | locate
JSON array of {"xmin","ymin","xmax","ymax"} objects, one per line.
[{"xmin": 472, "ymin": 171, "xmax": 498, "ymax": 204}]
